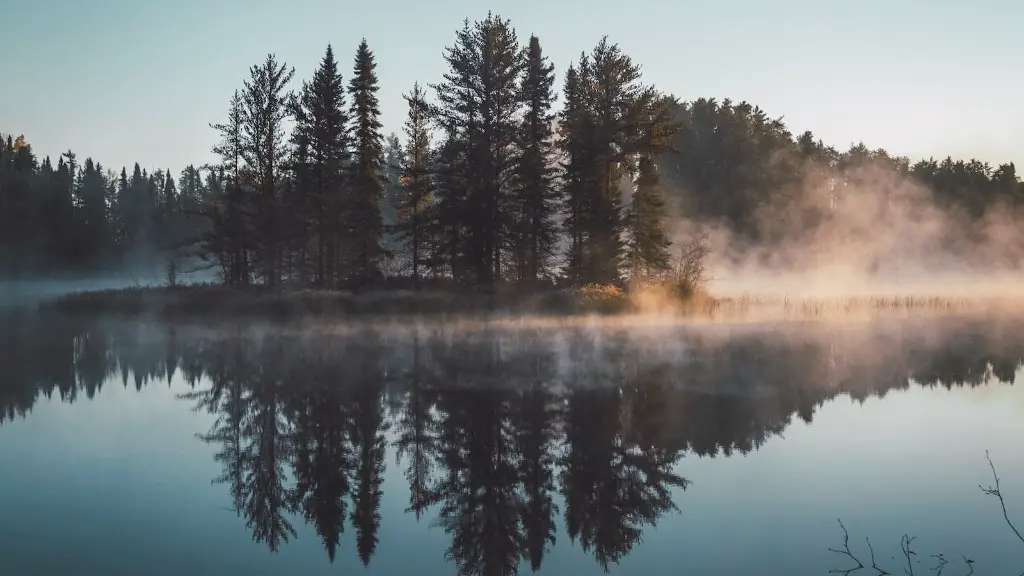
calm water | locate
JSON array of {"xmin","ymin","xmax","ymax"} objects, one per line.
[{"xmin": 2, "ymin": 313, "xmax": 1024, "ymax": 575}]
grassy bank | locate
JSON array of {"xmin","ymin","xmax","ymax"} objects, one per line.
[
  {"xmin": 39, "ymin": 283, "xmax": 639, "ymax": 319},
  {"xmin": 36, "ymin": 282, "xmax": 1010, "ymax": 322}
]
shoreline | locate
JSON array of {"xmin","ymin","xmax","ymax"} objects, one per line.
[{"xmin": 31, "ymin": 284, "xmax": 1020, "ymax": 323}]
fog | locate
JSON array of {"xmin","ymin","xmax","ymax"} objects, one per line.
[
  {"xmin": 664, "ymin": 158, "xmax": 1024, "ymax": 300},
  {"xmin": 0, "ymin": 265, "xmax": 219, "ymax": 309}
]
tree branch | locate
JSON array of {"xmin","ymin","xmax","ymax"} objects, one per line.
[{"xmin": 979, "ymin": 450, "xmax": 1024, "ymax": 546}]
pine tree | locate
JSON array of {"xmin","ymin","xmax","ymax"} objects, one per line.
[
  {"xmin": 430, "ymin": 129, "xmax": 471, "ymax": 281},
  {"xmin": 558, "ymin": 64, "xmax": 599, "ymax": 284},
  {"xmin": 626, "ymin": 156, "xmax": 671, "ymax": 278},
  {"xmin": 76, "ymin": 158, "xmax": 109, "ymax": 266},
  {"xmin": 160, "ymin": 169, "xmax": 178, "ymax": 252},
  {"xmin": 241, "ymin": 54, "xmax": 295, "ymax": 286},
  {"xmin": 394, "ymin": 82, "xmax": 433, "ymax": 286},
  {"xmin": 292, "ymin": 44, "xmax": 349, "ymax": 287},
  {"xmin": 114, "ymin": 167, "xmax": 130, "ymax": 251},
  {"xmin": 208, "ymin": 90, "xmax": 251, "ymax": 284},
  {"xmin": 381, "ymin": 133, "xmax": 402, "ymax": 229},
  {"xmin": 512, "ymin": 35, "xmax": 559, "ymax": 285},
  {"xmin": 345, "ymin": 39, "xmax": 386, "ymax": 287},
  {"xmin": 0, "ymin": 135, "xmax": 37, "ymax": 276},
  {"xmin": 51, "ymin": 155, "xmax": 76, "ymax": 267},
  {"xmin": 431, "ymin": 14, "xmax": 524, "ymax": 287},
  {"xmin": 559, "ymin": 38, "xmax": 672, "ymax": 285}
]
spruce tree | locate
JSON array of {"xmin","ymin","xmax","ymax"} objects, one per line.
[
  {"xmin": 626, "ymin": 156, "xmax": 671, "ymax": 278},
  {"xmin": 429, "ymin": 129, "xmax": 470, "ymax": 282},
  {"xmin": 76, "ymin": 158, "xmax": 109, "ymax": 266},
  {"xmin": 160, "ymin": 169, "xmax": 178, "ymax": 251},
  {"xmin": 0, "ymin": 136, "xmax": 37, "ymax": 276},
  {"xmin": 292, "ymin": 44, "xmax": 349, "ymax": 287},
  {"xmin": 559, "ymin": 38, "xmax": 674, "ymax": 285},
  {"xmin": 558, "ymin": 63, "xmax": 598, "ymax": 284},
  {"xmin": 431, "ymin": 14, "xmax": 524, "ymax": 287},
  {"xmin": 395, "ymin": 82, "xmax": 433, "ymax": 286},
  {"xmin": 115, "ymin": 167, "xmax": 130, "ymax": 250},
  {"xmin": 345, "ymin": 39, "xmax": 386, "ymax": 287},
  {"xmin": 381, "ymin": 133, "xmax": 402, "ymax": 227},
  {"xmin": 513, "ymin": 35, "xmax": 558, "ymax": 285}
]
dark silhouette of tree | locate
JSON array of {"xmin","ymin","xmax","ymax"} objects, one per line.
[
  {"xmin": 347, "ymin": 337, "xmax": 388, "ymax": 565},
  {"xmin": 430, "ymin": 14, "xmax": 524, "ymax": 288},
  {"xmin": 625, "ymin": 156, "xmax": 672, "ymax": 278},
  {"xmin": 241, "ymin": 54, "xmax": 295, "ymax": 286},
  {"xmin": 241, "ymin": 346, "xmax": 298, "ymax": 552},
  {"xmin": 344, "ymin": 40, "xmax": 386, "ymax": 288},
  {"xmin": 394, "ymin": 82, "xmax": 433, "ymax": 285},
  {"xmin": 291, "ymin": 45, "xmax": 350, "ymax": 288},
  {"xmin": 206, "ymin": 90, "xmax": 251, "ymax": 284},
  {"xmin": 289, "ymin": 365, "xmax": 351, "ymax": 562},
  {"xmin": 513, "ymin": 378, "xmax": 559, "ymax": 571},
  {"xmin": 511, "ymin": 35, "xmax": 559, "ymax": 284},
  {"xmin": 394, "ymin": 331, "xmax": 439, "ymax": 520}
]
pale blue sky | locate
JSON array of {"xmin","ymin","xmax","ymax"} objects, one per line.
[{"xmin": 2, "ymin": 0, "xmax": 1020, "ymax": 173}]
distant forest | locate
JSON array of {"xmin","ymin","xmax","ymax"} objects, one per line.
[{"xmin": 2, "ymin": 13, "xmax": 1022, "ymax": 286}]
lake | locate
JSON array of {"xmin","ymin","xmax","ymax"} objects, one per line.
[{"xmin": 1, "ymin": 312, "xmax": 1023, "ymax": 575}]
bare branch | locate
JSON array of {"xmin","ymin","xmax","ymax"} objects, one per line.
[
  {"xmin": 866, "ymin": 538, "xmax": 891, "ymax": 575},
  {"xmin": 979, "ymin": 450, "xmax": 1024, "ymax": 546},
  {"xmin": 902, "ymin": 534, "xmax": 918, "ymax": 575},
  {"xmin": 828, "ymin": 518, "xmax": 865, "ymax": 575}
]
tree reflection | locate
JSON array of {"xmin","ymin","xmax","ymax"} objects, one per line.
[{"xmin": 2, "ymin": 312, "xmax": 1024, "ymax": 572}]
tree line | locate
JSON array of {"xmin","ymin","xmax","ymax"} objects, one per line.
[
  {"xmin": 3, "ymin": 13, "xmax": 1022, "ymax": 284},
  {"xmin": 0, "ymin": 134, "xmax": 205, "ymax": 278}
]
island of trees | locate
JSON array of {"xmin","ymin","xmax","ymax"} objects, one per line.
[{"xmin": 3, "ymin": 13, "xmax": 1022, "ymax": 304}]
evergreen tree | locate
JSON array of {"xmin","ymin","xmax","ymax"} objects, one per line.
[
  {"xmin": 241, "ymin": 54, "xmax": 295, "ymax": 286},
  {"xmin": 431, "ymin": 14, "xmax": 524, "ymax": 287},
  {"xmin": 512, "ymin": 35, "xmax": 559, "ymax": 284},
  {"xmin": 625, "ymin": 156, "xmax": 671, "ymax": 278},
  {"xmin": 208, "ymin": 90, "xmax": 250, "ymax": 284},
  {"xmin": 292, "ymin": 44, "xmax": 349, "ymax": 287},
  {"xmin": 114, "ymin": 167, "xmax": 130, "ymax": 251},
  {"xmin": 0, "ymin": 135, "xmax": 37, "ymax": 275},
  {"xmin": 160, "ymin": 169, "xmax": 178, "ymax": 252},
  {"xmin": 76, "ymin": 158, "xmax": 109, "ymax": 266},
  {"xmin": 394, "ymin": 82, "xmax": 433, "ymax": 285},
  {"xmin": 558, "ymin": 64, "xmax": 599, "ymax": 284},
  {"xmin": 345, "ymin": 39, "xmax": 386, "ymax": 287},
  {"xmin": 381, "ymin": 133, "xmax": 402, "ymax": 231},
  {"xmin": 559, "ymin": 38, "xmax": 673, "ymax": 284},
  {"xmin": 429, "ymin": 129, "xmax": 471, "ymax": 281}
]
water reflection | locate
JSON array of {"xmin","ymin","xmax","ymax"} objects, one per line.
[{"xmin": 1, "ymin": 314, "xmax": 1023, "ymax": 574}]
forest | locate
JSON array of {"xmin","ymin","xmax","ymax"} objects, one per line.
[{"xmin": 2, "ymin": 13, "xmax": 1022, "ymax": 288}]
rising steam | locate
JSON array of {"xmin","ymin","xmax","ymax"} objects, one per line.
[{"xmin": 665, "ymin": 155, "xmax": 1024, "ymax": 299}]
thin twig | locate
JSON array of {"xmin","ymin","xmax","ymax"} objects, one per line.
[
  {"xmin": 828, "ymin": 518, "xmax": 865, "ymax": 575},
  {"xmin": 866, "ymin": 537, "xmax": 891, "ymax": 575},
  {"xmin": 979, "ymin": 450, "xmax": 1024, "ymax": 545},
  {"xmin": 902, "ymin": 534, "xmax": 917, "ymax": 575},
  {"xmin": 961, "ymin": 556, "xmax": 974, "ymax": 576}
]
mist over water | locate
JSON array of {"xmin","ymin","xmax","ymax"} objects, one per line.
[{"xmin": 2, "ymin": 312, "xmax": 1024, "ymax": 575}]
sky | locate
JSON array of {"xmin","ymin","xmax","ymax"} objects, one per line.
[{"xmin": 1, "ymin": 0, "xmax": 1021, "ymax": 174}]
